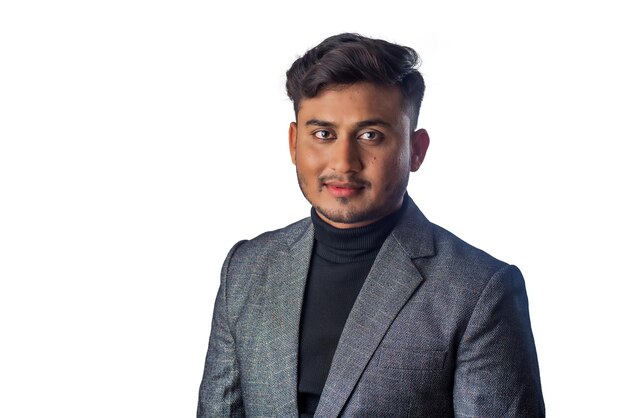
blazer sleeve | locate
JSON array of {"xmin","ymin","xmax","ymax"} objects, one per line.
[
  {"xmin": 197, "ymin": 241, "xmax": 247, "ymax": 418},
  {"xmin": 453, "ymin": 265, "xmax": 545, "ymax": 417}
]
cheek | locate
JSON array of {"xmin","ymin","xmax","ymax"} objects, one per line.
[
  {"xmin": 374, "ymin": 147, "xmax": 405, "ymax": 166},
  {"xmin": 297, "ymin": 147, "xmax": 326, "ymax": 173},
  {"xmin": 390, "ymin": 146, "xmax": 411, "ymax": 173},
  {"xmin": 369, "ymin": 149, "xmax": 410, "ymax": 185}
]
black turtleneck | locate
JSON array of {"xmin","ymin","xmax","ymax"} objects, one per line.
[{"xmin": 297, "ymin": 199, "xmax": 407, "ymax": 417}]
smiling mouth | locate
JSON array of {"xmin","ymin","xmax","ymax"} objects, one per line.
[{"xmin": 323, "ymin": 182, "xmax": 366, "ymax": 198}]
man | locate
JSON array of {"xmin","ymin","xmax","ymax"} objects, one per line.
[{"xmin": 198, "ymin": 33, "xmax": 544, "ymax": 417}]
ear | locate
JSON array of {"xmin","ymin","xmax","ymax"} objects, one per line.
[
  {"xmin": 410, "ymin": 128, "xmax": 430, "ymax": 172},
  {"xmin": 289, "ymin": 122, "xmax": 298, "ymax": 165}
]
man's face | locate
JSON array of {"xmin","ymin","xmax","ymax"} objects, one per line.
[{"xmin": 289, "ymin": 82, "xmax": 429, "ymax": 229}]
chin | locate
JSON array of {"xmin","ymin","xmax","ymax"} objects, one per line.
[{"xmin": 315, "ymin": 204, "xmax": 380, "ymax": 225}]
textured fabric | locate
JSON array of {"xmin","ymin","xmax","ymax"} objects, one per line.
[
  {"xmin": 298, "ymin": 203, "xmax": 403, "ymax": 415},
  {"xmin": 197, "ymin": 196, "xmax": 545, "ymax": 417},
  {"xmin": 310, "ymin": 199, "xmax": 405, "ymax": 263},
  {"xmin": 297, "ymin": 245, "xmax": 374, "ymax": 414}
]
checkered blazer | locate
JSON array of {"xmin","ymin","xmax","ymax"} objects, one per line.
[{"xmin": 198, "ymin": 196, "xmax": 544, "ymax": 417}]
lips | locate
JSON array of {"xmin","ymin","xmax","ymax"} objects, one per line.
[{"xmin": 324, "ymin": 182, "xmax": 365, "ymax": 198}]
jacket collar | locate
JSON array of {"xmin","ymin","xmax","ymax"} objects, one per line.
[
  {"xmin": 314, "ymin": 195, "xmax": 435, "ymax": 417},
  {"xmin": 269, "ymin": 195, "xmax": 435, "ymax": 417}
]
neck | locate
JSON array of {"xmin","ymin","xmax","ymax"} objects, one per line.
[{"xmin": 310, "ymin": 196, "xmax": 408, "ymax": 262}]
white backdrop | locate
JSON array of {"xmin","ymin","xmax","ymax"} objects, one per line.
[{"xmin": 1, "ymin": 1, "xmax": 624, "ymax": 416}]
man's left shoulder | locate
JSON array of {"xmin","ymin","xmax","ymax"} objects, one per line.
[
  {"xmin": 430, "ymin": 222, "xmax": 509, "ymax": 273},
  {"xmin": 397, "ymin": 199, "xmax": 510, "ymax": 275},
  {"xmin": 396, "ymin": 200, "xmax": 520, "ymax": 296}
]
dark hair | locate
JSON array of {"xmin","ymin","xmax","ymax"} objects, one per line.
[{"xmin": 286, "ymin": 33, "xmax": 425, "ymax": 130}]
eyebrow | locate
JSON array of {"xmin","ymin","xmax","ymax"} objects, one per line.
[
  {"xmin": 304, "ymin": 118, "xmax": 392, "ymax": 128},
  {"xmin": 305, "ymin": 119, "xmax": 335, "ymax": 127}
]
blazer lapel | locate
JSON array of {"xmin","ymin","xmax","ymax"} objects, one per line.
[
  {"xmin": 263, "ymin": 222, "xmax": 314, "ymax": 416},
  {"xmin": 314, "ymin": 199, "xmax": 435, "ymax": 417}
]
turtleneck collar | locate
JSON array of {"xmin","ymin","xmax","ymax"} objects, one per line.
[{"xmin": 310, "ymin": 195, "xmax": 408, "ymax": 263}]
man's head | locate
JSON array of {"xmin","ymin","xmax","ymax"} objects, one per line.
[
  {"xmin": 286, "ymin": 33, "xmax": 429, "ymax": 229},
  {"xmin": 286, "ymin": 33, "xmax": 425, "ymax": 131}
]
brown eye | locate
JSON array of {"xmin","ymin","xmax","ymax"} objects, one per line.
[
  {"xmin": 358, "ymin": 131, "xmax": 380, "ymax": 141},
  {"xmin": 314, "ymin": 130, "xmax": 332, "ymax": 140}
]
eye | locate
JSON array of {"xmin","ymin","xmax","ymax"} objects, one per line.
[
  {"xmin": 314, "ymin": 130, "xmax": 334, "ymax": 140},
  {"xmin": 358, "ymin": 131, "xmax": 382, "ymax": 141}
]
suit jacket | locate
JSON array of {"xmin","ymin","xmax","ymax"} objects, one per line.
[{"xmin": 198, "ymin": 196, "xmax": 544, "ymax": 417}]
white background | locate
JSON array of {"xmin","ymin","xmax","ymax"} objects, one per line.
[{"xmin": 1, "ymin": 1, "xmax": 624, "ymax": 416}]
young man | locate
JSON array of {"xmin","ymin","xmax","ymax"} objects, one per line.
[{"xmin": 198, "ymin": 33, "xmax": 544, "ymax": 417}]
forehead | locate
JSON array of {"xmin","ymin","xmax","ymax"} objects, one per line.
[{"xmin": 297, "ymin": 82, "xmax": 408, "ymax": 125}]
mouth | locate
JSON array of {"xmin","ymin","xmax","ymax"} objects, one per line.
[{"xmin": 323, "ymin": 181, "xmax": 366, "ymax": 198}]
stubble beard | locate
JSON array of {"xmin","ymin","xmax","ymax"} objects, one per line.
[{"xmin": 296, "ymin": 170, "xmax": 409, "ymax": 225}]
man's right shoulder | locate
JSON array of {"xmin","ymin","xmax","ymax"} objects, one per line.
[
  {"xmin": 216, "ymin": 217, "xmax": 312, "ymax": 315},
  {"xmin": 222, "ymin": 216, "xmax": 312, "ymax": 275},
  {"xmin": 237, "ymin": 216, "xmax": 311, "ymax": 253}
]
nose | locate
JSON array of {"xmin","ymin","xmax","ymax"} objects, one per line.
[{"xmin": 329, "ymin": 137, "xmax": 362, "ymax": 174}]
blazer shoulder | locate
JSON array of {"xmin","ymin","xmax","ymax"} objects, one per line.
[
  {"xmin": 423, "ymin": 222, "xmax": 517, "ymax": 296},
  {"xmin": 230, "ymin": 216, "xmax": 311, "ymax": 262},
  {"xmin": 218, "ymin": 216, "xmax": 312, "ymax": 308},
  {"xmin": 431, "ymin": 223, "xmax": 507, "ymax": 269},
  {"xmin": 395, "ymin": 196, "xmax": 508, "ymax": 275}
]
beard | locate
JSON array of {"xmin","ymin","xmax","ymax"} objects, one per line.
[{"xmin": 296, "ymin": 169, "xmax": 409, "ymax": 225}]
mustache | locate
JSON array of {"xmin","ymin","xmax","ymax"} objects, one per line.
[{"xmin": 318, "ymin": 175, "xmax": 371, "ymax": 188}]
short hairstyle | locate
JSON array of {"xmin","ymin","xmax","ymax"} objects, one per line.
[{"xmin": 286, "ymin": 33, "xmax": 425, "ymax": 130}]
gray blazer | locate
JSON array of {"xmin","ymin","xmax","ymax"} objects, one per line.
[{"xmin": 198, "ymin": 196, "xmax": 544, "ymax": 417}]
